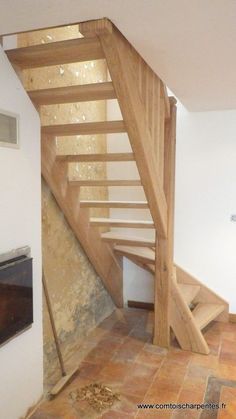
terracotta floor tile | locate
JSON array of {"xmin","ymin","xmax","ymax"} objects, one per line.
[
  {"xmin": 177, "ymin": 388, "xmax": 205, "ymax": 405},
  {"xmin": 167, "ymin": 349, "xmax": 192, "ymax": 365},
  {"xmin": 172, "ymin": 409, "xmax": 200, "ymax": 419},
  {"xmin": 135, "ymin": 348, "xmax": 164, "ymax": 368},
  {"xmin": 113, "ymin": 393, "xmax": 141, "ymax": 415},
  {"xmin": 155, "ymin": 359, "xmax": 188, "ymax": 382},
  {"xmin": 190, "ymin": 353, "xmax": 219, "ymax": 370},
  {"xmin": 143, "ymin": 389, "xmax": 179, "ymax": 405},
  {"xmin": 112, "ymin": 338, "xmax": 144, "ymax": 363},
  {"xmin": 101, "ymin": 409, "xmax": 134, "ymax": 418},
  {"xmin": 215, "ymin": 363, "xmax": 236, "ymax": 381},
  {"xmin": 116, "ymin": 362, "xmax": 156, "ymax": 398},
  {"xmin": 149, "ymin": 376, "xmax": 183, "ymax": 395},
  {"xmin": 186, "ymin": 364, "xmax": 214, "ymax": 382},
  {"xmin": 110, "ymin": 320, "xmax": 133, "ymax": 337},
  {"xmin": 122, "ymin": 377, "xmax": 151, "ymax": 399},
  {"xmin": 181, "ymin": 375, "xmax": 207, "ymax": 394},
  {"xmin": 84, "ymin": 338, "xmax": 122, "ymax": 364},
  {"xmin": 100, "ymin": 360, "xmax": 133, "ymax": 382},
  {"xmin": 143, "ymin": 342, "xmax": 168, "ymax": 356},
  {"xmin": 136, "ymin": 410, "xmax": 172, "ymax": 418},
  {"xmin": 218, "ymin": 386, "xmax": 236, "ymax": 419},
  {"xmin": 30, "ymin": 310, "xmax": 236, "ymax": 419},
  {"xmin": 219, "ymin": 339, "xmax": 236, "ymax": 365},
  {"xmin": 77, "ymin": 361, "xmax": 106, "ymax": 380},
  {"xmin": 30, "ymin": 412, "xmax": 61, "ymax": 419}
]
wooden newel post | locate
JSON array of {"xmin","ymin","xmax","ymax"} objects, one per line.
[{"xmin": 153, "ymin": 97, "xmax": 177, "ymax": 347}]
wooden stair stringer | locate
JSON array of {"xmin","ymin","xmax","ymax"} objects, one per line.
[
  {"xmin": 175, "ymin": 265, "xmax": 229, "ymax": 322},
  {"xmin": 41, "ymin": 135, "xmax": 123, "ymax": 307},
  {"xmin": 170, "ymin": 280, "xmax": 210, "ymax": 354},
  {"xmin": 80, "ymin": 19, "xmax": 168, "ymax": 238}
]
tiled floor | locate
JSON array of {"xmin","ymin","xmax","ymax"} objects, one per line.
[{"xmin": 31, "ymin": 309, "xmax": 236, "ymax": 418}]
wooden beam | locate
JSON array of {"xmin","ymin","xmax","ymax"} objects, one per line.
[
  {"xmin": 80, "ymin": 21, "xmax": 168, "ymax": 237},
  {"xmin": 28, "ymin": 82, "xmax": 116, "ymax": 106},
  {"xmin": 153, "ymin": 99, "xmax": 177, "ymax": 347},
  {"xmin": 6, "ymin": 37, "xmax": 104, "ymax": 69},
  {"xmin": 70, "ymin": 179, "xmax": 141, "ymax": 187},
  {"xmin": 41, "ymin": 135, "xmax": 123, "ymax": 307},
  {"xmin": 56, "ymin": 152, "xmax": 134, "ymax": 162},
  {"xmin": 80, "ymin": 200, "xmax": 148, "ymax": 209},
  {"xmin": 41, "ymin": 120, "xmax": 126, "ymax": 136},
  {"xmin": 128, "ymin": 300, "xmax": 154, "ymax": 311},
  {"xmin": 90, "ymin": 218, "xmax": 154, "ymax": 228}
]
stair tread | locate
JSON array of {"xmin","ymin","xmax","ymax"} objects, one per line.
[
  {"xmin": 42, "ymin": 120, "xmax": 126, "ymax": 136},
  {"xmin": 28, "ymin": 82, "xmax": 116, "ymax": 105},
  {"xmin": 192, "ymin": 303, "xmax": 225, "ymax": 330},
  {"xmin": 178, "ymin": 284, "xmax": 200, "ymax": 305},
  {"xmin": 101, "ymin": 232, "xmax": 155, "ymax": 247},
  {"xmin": 114, "ymin": 245, "xmax": 155, "ymax": 264},
  {"xmin": 90, "ymin": 218, "xmax": 154, "ymax": 228},
  {"xmin": 70, "ymin": 179, "xmax": 142, "ymax": 187},
  {"xmin": 57, "ymin": 152, "xmax": 134, "ymax": 162},
  {"xmin": 80, "ymin": 200, "xmax": 149, "ymax": 208},
  {"xmin": 6, "ymin": 37, "xmax": 104, "ymax": 69}
]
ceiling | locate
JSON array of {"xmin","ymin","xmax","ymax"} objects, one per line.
[{"xmin": 1, "ymin": 0, "xmax": 236, "ymax": 111}]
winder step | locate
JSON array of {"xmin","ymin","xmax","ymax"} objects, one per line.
[
  {"xmin": 101, "ymin": 232, "xmax": 155, "ymax": 247},
  {"xmin": 114, "ymin": 245, "xmax": 155, "ymax": 264},
  {"xmin": 192, "ymin": 303, "xmax": 225, "ymax": 330}
]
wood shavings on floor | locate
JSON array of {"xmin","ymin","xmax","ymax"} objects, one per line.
[{"xmin": 69, "ymin": 383, "xmax": 120, "ymax": 412}]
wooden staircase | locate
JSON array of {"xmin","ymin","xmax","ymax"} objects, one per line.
[{"xmin": 5, "ymin": 18, "xmax": 229, "ymax": 354}]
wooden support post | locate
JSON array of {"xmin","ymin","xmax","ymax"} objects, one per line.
[{"xmin": 153, "ymin": 98, "xmax": 177, "ymax": 347}]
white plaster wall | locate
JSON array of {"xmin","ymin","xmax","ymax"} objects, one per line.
[
  {"xmin": 0, "ymin": 46, "xmax": 43, "ymax": 418},
  {"xmin": 175, "ymin": 104, "xmax": 236, "ymax": 314},
  {"xmin": 108, "ymin": 100, "xmax": 236, "ymax": 313}
]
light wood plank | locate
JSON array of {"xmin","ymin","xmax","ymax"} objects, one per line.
[
  {"xmin": 154, "ymin": 99, "xmax": 177, "ymax": 347},
  {"xmin": 6, "ymin": 37, "xmax": 104, "ymax": 69},
  {"xmin": 80, "ymin": 200, "xmax": 148, "ymax": 209},
  {"xmin": 28, "ymin": 82, "xmax": 116, "ymax": 105},
  {"xmin": 162, "ymin": 84, "xmax": 171, "ymax": 119},
  {"xmin": 70, "ymin": 179, "xmax": 141, "ymax": 187},
  {"xmin": 56, "ymin": 152, "xmax": 134, "ymax": 162},
  {"xmin": 101, "ymin": 232, "xmax": 155, "ymax": 247},
  {"xmin": 114, "ymin": 245, "xmax": 155, "ymax": 264},
  {"xmin": 90, "ymin": 218, "xmax": 154, "ymax": 228},
  {"xmin": 192, "ymin": 303, "xmax": 225, "ymax": 330},
  {"xmin": 41, "ymin": 120, "xmax": 126, "ymax": 136}
]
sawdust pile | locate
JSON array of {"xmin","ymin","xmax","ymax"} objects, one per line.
[{"xmin": 69, "ymin": 383, "xmax": 120, "ymax": 412}]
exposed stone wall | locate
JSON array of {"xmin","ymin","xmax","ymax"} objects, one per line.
[{"xmin": 18, "ymin": 26, "xmax": 115, "ymax": 383}]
